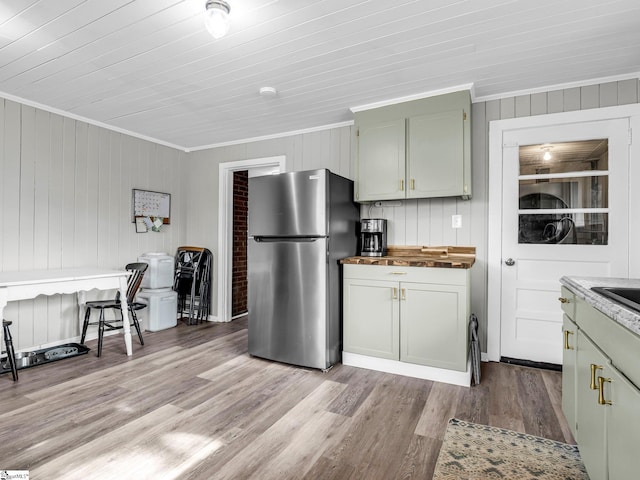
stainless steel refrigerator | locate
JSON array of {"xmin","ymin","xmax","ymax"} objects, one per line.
[{"xmin": 247, "ymin": 169, "xmax": 359, "ymax": 369}]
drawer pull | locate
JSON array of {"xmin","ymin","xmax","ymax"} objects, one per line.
[
  {"xmin": 563, "ymin": 330, "xmax": 574, "ymax": 350},
  {"xmin": 390, "ymin": 271, "xmax": 407, "ymax": 275},
  {"xmin": 590, "ymin": 364, "xmax": 603, "ymax": 390},
  {"xmin": 597, "ymin": 376, "xmax": 612, "ymax": 405},
  {"xmin": 558, "ymin": 297, "xmax": 570, "ymax": 304}
]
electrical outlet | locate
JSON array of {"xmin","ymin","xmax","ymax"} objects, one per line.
[{"xmin": 452, "ymin": 215, "xmax": 462, "ymax": 229}]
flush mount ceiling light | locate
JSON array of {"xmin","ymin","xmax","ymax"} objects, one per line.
[
  {"xmin": 259, "ymin": 86, "xmax": 278, "ymax": 97},
  {"xmin": 204, "ymin": 0, "xmax": 231, "ymax": 39}
]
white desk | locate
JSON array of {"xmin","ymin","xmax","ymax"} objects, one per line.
[{"xmin": 0, "ymin": 268, "xmax": 133, "ymax": 356}]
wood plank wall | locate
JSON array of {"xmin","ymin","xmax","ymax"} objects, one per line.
[
  {"xmin": 2, "ymin": 79, "xmax": 638, "ymax": 353},
  {"xmin": 186, "ymin": 78, "xmax": 640, "ymax": 353},
  {"xmin": 0, "ymin": 99, "xmax": 187, "ymax": 350}
]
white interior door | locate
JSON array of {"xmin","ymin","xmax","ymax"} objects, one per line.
[{"xmin": 500, "ymin": 119, "xmax": 629, "ymax": 364}]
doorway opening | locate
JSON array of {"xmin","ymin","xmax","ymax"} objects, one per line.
[
  {"xmin": 217, "ymin": 156, "xmax": 287, "ymax": 322},
  {"xmin": 496, "ymin": 120, "xmax": 628, "ymax": 365},
  {"xmin": 487, "ymin": 105, "xmax": 640, "ymax": 363},
  {"xmin": 232, "ymin": 170, "xmax": 249, "ymax": 318}
]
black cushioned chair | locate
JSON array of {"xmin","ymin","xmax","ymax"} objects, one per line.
[{"xmin": 80, "ymin": 263, "xmax": 148, "ymax": 356}]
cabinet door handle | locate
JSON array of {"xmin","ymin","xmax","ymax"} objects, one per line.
[
  {"xmin": 392, "ymin": 287, "xmax": 398, "ymax": 300},
  {"xmin": 597, "ymin": 376, "xmax": 612, "ymax": 405},
  {"xmin": 558, "ymin": 297, "xmax": 570, "ymax": 304},
  {"xmin": 401, "ymin": 288, "xmax": 406, "ymax": 301},
  {"xmin": 400, "ymin": 179, "xmax": 404, "ymax": 191},
  {"xmin": 563, "ymin": 330, "xmax": 574, "ymax": 350},
  {"xmin": 590, "ymin": 364, "xmax": 603, "ymax": 390},
  {"xmin": 410, "ymin": 178, "xmax": 415, "ymax": 190}
]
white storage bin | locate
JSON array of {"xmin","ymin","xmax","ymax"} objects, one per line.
[
  {"xmin": 138, "ymin": 252, "xmax": 174, "ymax": 289},
  {"xmin": 136, "ymin": 289, "xmax": 178, "ymax": 332}
]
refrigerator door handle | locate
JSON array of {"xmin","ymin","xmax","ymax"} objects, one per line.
[{"xmin": 252, "ymin": 236, "xmax": 322, "ymax": 243}]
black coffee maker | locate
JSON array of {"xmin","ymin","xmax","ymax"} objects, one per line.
[{"xmin": 359, "ymin": 219, "xmax": 387, "ymax": 256}]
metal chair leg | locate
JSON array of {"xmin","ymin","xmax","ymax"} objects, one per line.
[
  {"xmin": 3, "ymin": 320, "xmax": 18, "ymax": 381},
  {"xmin": 130, "ymin": 309, "xmax": 144, "ymax": 345},
  {"xmin": 81, "ymin": 306, "xmax": 91, "ymax": 344},
  {"xmin": 97, "ymin": 309, "xmax": 105, "ymax": 357}
]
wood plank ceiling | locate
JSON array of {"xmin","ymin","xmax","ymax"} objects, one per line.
[{"xmin": 0, "ymin": 0, "xmax": 638, "ymax": 150}]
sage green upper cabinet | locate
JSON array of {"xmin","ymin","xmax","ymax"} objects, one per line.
[
  {"xmin": 354, "ymin": 90, "xmax": 471, "ymax": 202},
  {"xmin": 407, "ymin": 110, "xmax": 465, "ymax": 198},
  {"xmin": 357, "ymin": 119, "xmax": 405, "ymax": 200}
]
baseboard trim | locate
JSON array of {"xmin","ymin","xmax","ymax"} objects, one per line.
[{"xmin": 342, "ymin": 351, "xmax": 471, "ymax": 387}]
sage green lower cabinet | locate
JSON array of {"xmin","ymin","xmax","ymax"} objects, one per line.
[
  {"xmin": 561, "ymin": 290, "xmax": 640, "ymax": 480},
  {"xmin": 575, "ymin": 330, "xmax": 607, "ymax": 480},
  {"xmin": 343, "ymin": 278, "xmax": 399, "ymax": 359},
  {"xmin": 561, "ymin": 315, "xmax": 578, "ymax": 438},
  {"xmin": 400, "ymin": 282, "xmax": 467, "ymax": 370},
  {"xmin": 606, "ymin": 362, "xmax": 640, "ymax": 480},
  {"xmin": 342, "ymin": 264, "xmax": 470, "ymax": 385}
]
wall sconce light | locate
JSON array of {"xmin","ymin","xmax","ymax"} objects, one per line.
[
  {"xmin": 541, "ymin": 145, "xmax": 553, "ymax": 161},
  {"xmin": 204, "ymin": 0, "xmax": 231, "ymax": 39}
]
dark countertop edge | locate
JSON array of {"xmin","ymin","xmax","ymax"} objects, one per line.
[
  {"xmin": 340, "ymin": 256, "xmax": 474, "ymax": 269},
  {"xmin": 560, "ymin": 276, "xmax": 640, "ymax": 337}
]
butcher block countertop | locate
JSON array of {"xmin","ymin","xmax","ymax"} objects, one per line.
[{"xmin": 340, "ymin": 246, "xmax": 476, "ymax": 269}]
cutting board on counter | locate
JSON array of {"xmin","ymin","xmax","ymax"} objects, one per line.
[
  {"xmin": 387, "ymin": 245, "xmax": 475, "ymax": 258},
  {"xmin": 341, "ymin": 246, "xmax": 476, "ymax": 268}
]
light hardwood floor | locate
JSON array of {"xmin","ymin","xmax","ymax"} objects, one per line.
[{"xmin": 0, "ymin": 318, "xmax": 573, "ymax": 479}]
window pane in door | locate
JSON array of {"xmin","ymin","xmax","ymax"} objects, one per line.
[
  {"xmin": 518, "ymin": 139, "xmax": 609, "ymax": 245},
  {"xmin": 519, "ymin": 139, "xmax": 608, "ymax": 175},
  {"xmin": 519, "ymin": 212, "xmax": 608, "ymax": 245},
  {"xmin": 519, "ymin": 176, "xmax": 608, "ymax": 210}
]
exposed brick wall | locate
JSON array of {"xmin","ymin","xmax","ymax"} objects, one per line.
[{"xmin": 232, "ymin": 170, "xmax": 248, "ymax": 316}]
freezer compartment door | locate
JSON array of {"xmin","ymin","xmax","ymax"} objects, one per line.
[
  {"xmin": 248, "ymin": 169, "xmax": 328, "ymax": 237},
  {"xmin": 248, "ymin": 237, "xmax": 329, "ymax": 369}
]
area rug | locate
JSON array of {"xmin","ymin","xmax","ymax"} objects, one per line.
[{"xmin": 433, "ymin": 418, "xmax": 589, "ymax": 479}]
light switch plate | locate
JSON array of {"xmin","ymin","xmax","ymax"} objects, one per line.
[{"xmin": 452, "ymin": 214, "xmax": 462, "ymax": 229}]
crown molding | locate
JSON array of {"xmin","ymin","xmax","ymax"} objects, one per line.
[
  {"xmin": 4, "ymin": 70, "xmax": 639, "ymax": 153},
  {"xmin": 349, "ymin": 83, "xmax": 475, "ymax": 113},
  {"xmin": 473, "ymin": 72, "xmax": 640, "ymax": 103},
  {"xmin": 0, "ymin": 90, "xmax": 188, "ymax": 152},
  {"xmin": 185, "ymin": 120, "xmax": 354, "ymax": 152}
]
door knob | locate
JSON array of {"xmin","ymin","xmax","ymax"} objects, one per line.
[{"xmin": 505, "ymin": 258, "xmax": 515, "ymax": 266}]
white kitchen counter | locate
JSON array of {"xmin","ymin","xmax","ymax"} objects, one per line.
[{"xmin": 560, "ymin": 276, "xmax": 640, "ymax": 337}]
